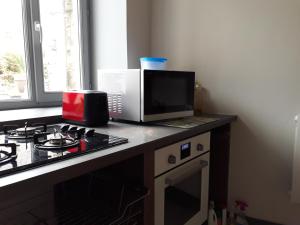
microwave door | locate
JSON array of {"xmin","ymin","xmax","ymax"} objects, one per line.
[{"xmin": 142, "ymin": 70, "xmax": 195, "ymax": 122}]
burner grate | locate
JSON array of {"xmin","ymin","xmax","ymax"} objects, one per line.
[
  {"xmin": 34, "ymin": 138, "xmax": 80, "ymax": 151},
  {"xmin": 0, "ymin": 143, "xmax": 17, "ymax": 164},
  {"xmin": 3, "ymin": 122, "xmax": 48, "ymax": 140}
]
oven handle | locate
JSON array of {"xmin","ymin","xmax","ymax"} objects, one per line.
[{"xmin": 165, "ymin": 160, "xmax": 208, "ymax": 186}]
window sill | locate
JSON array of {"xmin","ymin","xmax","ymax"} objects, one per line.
[{"xmin": 0, "ymin": 107, "xmax": 62, "ymax": 125}]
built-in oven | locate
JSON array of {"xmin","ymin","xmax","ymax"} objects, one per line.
[{"xmin": 155, "ymin": 132, "xmax": 210, "ymax": 225}]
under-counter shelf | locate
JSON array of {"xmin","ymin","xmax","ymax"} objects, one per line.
[{"xmin": 28, "ymin": 174, "xmax": 148, "ymax": 225}]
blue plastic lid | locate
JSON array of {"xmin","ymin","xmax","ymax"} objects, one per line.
[{"xmin": 140, "ymin": 57, "xmax": 168, "ymax": 62}]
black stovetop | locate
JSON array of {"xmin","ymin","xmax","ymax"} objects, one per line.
[{"xmin": 0, "ymin": 124, "xmax": 128, "ymax": 177}]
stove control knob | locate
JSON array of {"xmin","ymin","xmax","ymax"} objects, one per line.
[
  {"xmin": 197, "ymin": 144, "xmax": 204, "ymax": 151},
  {"xmin": 78, "ymin": 128, "xmax": 86, "ymax": 135},
  {"xmin": 85, "ymin": 129, "xmax": 95, "ymax": 137},
  {"xmin": 69, "ymin": 126, "xmax": 78, "ymax": 132},
  {"xmin": 61, "ymin": 125, "xmax": 70, "ymax": 133},
  {"xmin": 168, "ymin": 155, "xmax": 176, "ymax": 164},
  {"xmin": 76, "ymin": 128, "xmax": 86, "ymax": 139}
]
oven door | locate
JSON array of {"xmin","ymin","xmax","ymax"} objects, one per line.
[{"xmin": 155, "ymin": 153, "xmax": 209, "ymax": 225}]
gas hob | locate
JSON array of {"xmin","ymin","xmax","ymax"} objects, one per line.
[{"xmin": 0, "ymin": 123, "xmax": 128, "ymax": 177}]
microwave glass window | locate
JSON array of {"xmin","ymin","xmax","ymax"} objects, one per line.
[
  {"xmin": 144, "ymin": 70, "xmax": 195, "ymax": 115},
  {"xmin": 152, "ymin": 77, "xmax": 186, "ymax": 106},
  {"xmin": 165, "ymin": 172, "xmax": 202, "ymax": 225}
]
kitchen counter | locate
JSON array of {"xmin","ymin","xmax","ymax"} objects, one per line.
[
  {"xmin": 0, "ymin": 112, "xmax": 236, "ymax": 225},
  {"xmin": 0, "ymin": 114, "xmax": 236, "ymax": 191}
]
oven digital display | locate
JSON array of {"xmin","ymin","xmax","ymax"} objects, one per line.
[{"xmin": 180, "ymin": 142, "xmax": 191, "ymax": 159}]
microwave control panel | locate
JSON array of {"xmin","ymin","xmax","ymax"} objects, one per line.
[{"xmin": 155, "ymin": 132, "xmax": 210, "ymax": 176}]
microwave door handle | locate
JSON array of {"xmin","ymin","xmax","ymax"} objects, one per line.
[{"xmin": 165, "ymin": 160, "xmax": 208, "ymax": 186}]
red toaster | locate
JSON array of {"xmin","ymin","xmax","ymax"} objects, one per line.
[{"xmin": 62, "ymin": 90, "xmax": 109, "ymax": 126}]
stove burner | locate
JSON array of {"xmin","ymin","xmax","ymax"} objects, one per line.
[
  {"xmin": 34, "ymin": 133, "xmax": 80, "ymax": 151},
  {"xmin": 16, "ymin": 126, "xmax": 36, "ymax": 136},
  {"xmin": 4, "ymin": 122, "xmax": 47, "ymax": 140},
  {"xmin": 33, "ymin": 127, "xmax": 96, "ymax": 151},
  {"xmin": 34, "ymin": 139, "xmax": 80, "ymax": 151},
  {"xmin": 49, "ymin": 136, "xmax": 68, "ymax": 146},
  {"xmin": 0, "ymin": 143, "xmax": 17, "ymax": 164}
]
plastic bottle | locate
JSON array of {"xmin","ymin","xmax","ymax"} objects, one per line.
[
  {"xmin": 222, "ymin": 207, "xmax": 227, "ymax": 225},
  {"xmin": 194, "ymin": 81, "xmax": 202, "ymax": 115},
  {"xmin": 235, "ymin": 200, "xmax": 249, "ymax": 225},
  {"xmin": 228, "ymin": 211, "xmax": 235, "ymax": 225},
  {"xmin": 208, "ymin": 201, "xmax": 218, "ymax": 225}
]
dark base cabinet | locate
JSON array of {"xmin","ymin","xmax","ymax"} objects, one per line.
[
  {"xmin": 209, "ymin": 124, "xmax": 231, "ymax": 208},
  {"xmin": 1, "ymin": 155, "xmax": 147, "ymax": 225},
  {"xmin": 52, "ymin": 176, "xmax": 146, "ymax": 225}
]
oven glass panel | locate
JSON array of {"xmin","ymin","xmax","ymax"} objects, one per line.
[
  {"xmin": 144, "ymin": 70, "xmax": 195, "ymax": 115},
  {"xmin": 165, "ymin": 171, "xmax": 201, "ymax": 225}
]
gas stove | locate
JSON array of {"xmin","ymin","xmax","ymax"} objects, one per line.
[{"xmin": 0, "ymin": 123, "xmax": 128, "ymax": 177}]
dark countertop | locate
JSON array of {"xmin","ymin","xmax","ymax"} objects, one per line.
[{"xmin": 0, "ymin": 107, "xmax": 236, "ymax": 195}]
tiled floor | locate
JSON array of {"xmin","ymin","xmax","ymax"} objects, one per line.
[
  {"xmin": 203, "ymin": 217, "xmax": 282, "ymax": 225},
  {"xmin": 248, "ymin": 217, "xmax": 282, "ymax": 225}
]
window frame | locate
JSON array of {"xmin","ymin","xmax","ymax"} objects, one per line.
[
  {"xmin": 78, "ymin": 0, "xmax": 91, "ymax": 90},
  {"xmin": 0, "ymin": 0, "xmax": 91, "ymax": 110}
]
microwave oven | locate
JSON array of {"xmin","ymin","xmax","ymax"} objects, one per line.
[{"xmin": 97, "ymin": 69, "xmax": 195, "ymax": 122}]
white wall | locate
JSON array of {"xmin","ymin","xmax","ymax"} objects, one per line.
[
  {"xmin": 151, "ymin": 0, "xmax": 300, "ymax": 224},
  {"xmin": 127, "ymin": 0, "xmax": 151, "ymax": 68},
  {"xmin": 90, "ymin": 0, "xmax": 128, "ymax": 69},
  {"xmin": 90, "ymin": 0, "xmax": 151, "ymax": 87}
]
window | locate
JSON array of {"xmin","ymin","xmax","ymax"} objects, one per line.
[
  {"xmin": 0, "ymin": 0, "xmax": 90, "ymax": 109},
  {"xmin": 39, "ymin": 0, "xmax": 81, "ymax": 92},
  {"xmin": 0, "ymin": 0, "xmax": 29, "ymax": 101}
]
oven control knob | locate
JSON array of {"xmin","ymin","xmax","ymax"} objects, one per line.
[
  {"xmin": 197, "ymin": 144, "xmax": 204, "ymax": 151},
  {"xmin": 168, "ymin": 155, "xmax": 176, "ymax": 164}
]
